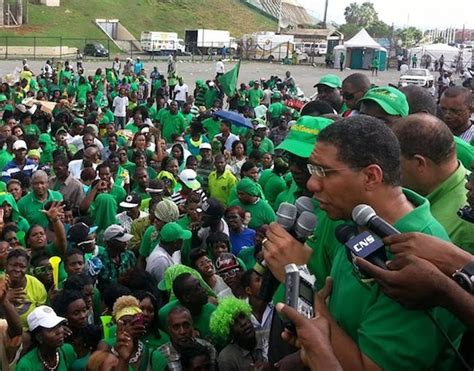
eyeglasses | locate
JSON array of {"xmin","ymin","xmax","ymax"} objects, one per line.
[
  {"xmin": 307, "ymin": 163, "xmax": 362, "ymax": 177},
  {"xmin": 220, "ymin": 268, "xmax": 240, "ymax": 280},
  {"xmin": 32, "ymin": 265, "xmax": 53, "ymax": 276}
]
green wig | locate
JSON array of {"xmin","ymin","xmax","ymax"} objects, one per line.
[{"xmin": 209, "ymin": 297, "xmax": 252, "ymax": 340}]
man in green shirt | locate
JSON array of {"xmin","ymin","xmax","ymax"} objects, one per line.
[
  {"xmin": 313, "ymin": 74, "xmax": 344, "ymax": 114},
  {"xmin": 18, "ymin": 170, "xmax": 63, "ymax": 228},
  {"xmin": 392, "ymin": 113, "xmax": 474, "ymax": 253},
  {"xmin": 0, "ymin": 134, "xmax": 12, "ymax": 171},
  {"xmin": 160, "ymin": 100, "xmax": 186, "ymax": 143},
  {"xmin": 264, "ymin": 115, "xmax": 464, "ymax": 370},
  {"xmin": 267, "ymin": 92, "xmax": 290, "ymax": 123},
  {"xmin": 248, "ymin": 81, "xmax": 264, "ymax": 109}
]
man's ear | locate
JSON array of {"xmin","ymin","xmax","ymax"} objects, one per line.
[{"xmin": 362, "ymin": 164, "xmax": 384, "ymax": 191}]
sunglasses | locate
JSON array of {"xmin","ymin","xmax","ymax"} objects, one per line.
[{"xmin": 32, "ymin": 265, "xmax": 53, "ymax": 276}]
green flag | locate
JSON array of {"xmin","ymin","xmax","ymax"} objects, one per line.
[{"xmin": 218, "ymin": 60, "xmax": 241, "ymax": 97}]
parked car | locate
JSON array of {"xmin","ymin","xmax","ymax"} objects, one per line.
[
  {"xmin": 83, "ymin": 43, "xmax": 109, "ymax": 57},
  {"xmin": 398, "ymin": 68, "xmax": 434, "ymax": 88}
]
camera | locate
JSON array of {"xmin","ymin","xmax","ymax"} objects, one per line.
[
  {"xmin": 458, "ymin": 205, "xmax": 474, "ymax": 223},
  {"xmin": 284, "ymin": 264, "xmax": 316, "ymax": 332}
]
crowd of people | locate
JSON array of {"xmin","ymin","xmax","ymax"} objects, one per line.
[{"xmin": 0, "ymin": 53, "xmax": 473, "ymax": 371}]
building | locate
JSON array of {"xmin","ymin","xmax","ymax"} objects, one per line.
[{"xmin": 243, "ymin": 0, "xmax": 316, "ymax": 27}]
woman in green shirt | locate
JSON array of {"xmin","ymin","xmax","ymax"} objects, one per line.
[
  {"xmin": 16, "ymin": 305, "xmax": 77, "ymax": 371},
  {"xmin": 0, "ymin": 193, "xmax": 30, "ymax": 234}
]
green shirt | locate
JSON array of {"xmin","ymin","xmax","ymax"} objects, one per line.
[
  {"xmin": 427, "ymin": 163, "xmax": 474, "ymax": 253},
  {"xmin": 76, "ymin": 83, "xmax": 92, "ymax": 101},
  {"xmin": 246, "ymin": 137, "xmax": 274, "ymax": 155},
  {"xmin": 454, "ymin": 136, "xmax": 474, "ymax": 169},
  {"xmin": 161, "ymin": 111, "xmax": 186, "ymax": 143},
  {"xmin": 248, "ymin": 87, "xmax": 264, "ymax": 108},
  {"xmin": 268, "ymin": 102, "xmax": 290, "ymax": 119},
  {"xmin": 229, "ymin": 198, "xmax": 276, "ymax": 230},
  {"xmin": 23, "ymin": 123, "xmax": 41, "ymax": 137},
  {"xmin": 124, "ymin": 122, "xmax": 140, "ymax": 134},
  {"xmin": 202, "ymin": 117, "xmax": 222, "ymax": 140},
  {"xmin": 261, "ymin": 172, "xmax": 286, "ymax": 209},
  {"xmin": 17, "ymin": 344, "xmax": 77, "ymax": 371},
  {"xmin": 139, "ymin": 225, "xmax": 159, "ymax": 258},
  {"xmin": 208, "ymin": 170, "xmax": 238, "ymax": 207},
  {"xmin": 17, "ymin": 190, "xmax": 63, "ymax": 228},
  {"xmin": 159, "ymin": 300, "xmax": 217, "ymax": 344},
  {"xmin": 0, "ymin": 149, "xmax": 13, "ymax": 171},
  {"xmin": 325, "ymin": 190, "xmax": 463, "ymax": 370},
  {"xmin": 273, "ymin": 180, "xmax": 301, "ymax": 211}
]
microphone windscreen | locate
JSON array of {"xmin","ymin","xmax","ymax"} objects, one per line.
[
  {"xmin": 352, "ymin": 204, "xmax": 376, "ymax": 226},
  {"xmin": 295, "ymin": 196, "xmax": 314, "ymax": 215},
  {"xmin": 276, "ymin": 202, "xmax": 298, "ymax": 230},
  {"xmin": 335, "ymin": 224, "xmax": 358, "ymax": 245},
  {"xmin": 294, "ymin": 211, "xmax": 317, "ymax": 240}
]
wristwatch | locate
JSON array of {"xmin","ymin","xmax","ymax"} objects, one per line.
[{"xmin": 452, "ymin": 262, "xmax": 474, "ymax": 294}]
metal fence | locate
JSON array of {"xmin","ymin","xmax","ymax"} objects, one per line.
[{"xmin": 0, "ymin": 35, "xmax": 330, "ymax": 66}]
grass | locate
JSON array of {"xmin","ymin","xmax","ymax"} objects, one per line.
[{"xmin": 0, "ymin": 0, "xmax": 277, "ymax": 49}]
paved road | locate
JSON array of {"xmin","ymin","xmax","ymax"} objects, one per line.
[{"xmin": 0, "ymin": 58, "xmax": 409, "ymax": 97}]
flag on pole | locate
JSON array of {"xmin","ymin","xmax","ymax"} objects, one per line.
[{"xmin": 218, "ymin": 60, "xmax": 241, "ymax": 97}]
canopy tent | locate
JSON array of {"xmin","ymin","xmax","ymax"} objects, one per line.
[
  {"xmin": 334, "ymin": 29, "xmax": 387, "ymax": 71},
  {"xmin": 408, "ymin": 44, "xmax": 471, "ymax": 70}
]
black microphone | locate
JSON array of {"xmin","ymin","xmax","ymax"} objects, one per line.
[{"xmin": 352, "ymin": 204, "xmax": 401, "ymax": 238}]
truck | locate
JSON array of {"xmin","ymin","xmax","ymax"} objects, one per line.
[
  {"xmin": 140, "ymin": 31, "xmax": 186, "ymax": 55},
  {"xmin": 243, "ymin": 32, "xmax": 295, "ymax": 61},
  {"xmin": 184, "ymin": 29, "xmax": 236, "ymax": 54}
]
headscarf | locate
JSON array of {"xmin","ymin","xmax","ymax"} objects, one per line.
[
  {"xmin": 91, "ymin": 193, "xmax": 118, "ymax": 235},
  {"xmin": 38, "ymin": 133, "xmax": 56, "ymax": 165},
  {"xmin": 0, "ymin": 193, "xmax": 21, "ymax": 223},
  {"xmin": 236, "ymin": 177, "xmax": 259, "ymax": 197}
]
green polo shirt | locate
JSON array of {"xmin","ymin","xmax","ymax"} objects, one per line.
[
  {"xmin": 228, "ymin": 198, "xmax": 276, "ymax": 230},
  {"xmin": 16, "ymin": 344, "xmax": 77, "ymax": 371},
  {"xmin": 427, "ymin": 163, "xmax": 474, "ymax": 253},
  {"xmin": 454, "ymin": 136, "xmax": 474, "ymax": 170},
  {"xmin": 159, "ymin": 300, "xmax": 217, "ymax": 345},
  {"xmin": 161, "ymin": 111, "xmax": 186, "ymax": 143},
  {"xmin": 17, "ymin": 190, "xmax": 63, "ymax": 228},
  {"xmin": 324, "ymin": 190, "xmax": 463, "ymax": 370},
  {"xmin": 208, "ymin": 170, "xmax": 238, "ymax": 207}
]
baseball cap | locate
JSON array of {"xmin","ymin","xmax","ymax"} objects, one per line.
[
  {"xmin": 145, "ymin": 179, "xmax": 164, "ymax": 194},
  {"xmin": 120, "ymin": 193, "xmax": 141, "ymax": 208},
  {"xmin": 103, "ymin": 225, "xmax": 133, "ymax": 243},
  {"xmin": 314, "ymin": 74, "xmax": 342, "ymax": 89},
  {"xmin": 199, "ymin": 143, "xmax": 212, "ymax": 150},
  {"xmin": 56, "ymin": 127, "xmax": 68, "ymax": 135},
  {"xmin": 255, "ymin": 123, "xmax": 267, "ymax": 130},
  {"xmin": 68, "ymin": 222, "xmax": 98, "ymax": 245},
  {"xmin": 215, "ymin": 253, "xmax": 240, "ymax": 273},
  {"xmin": 359, "ymin": 86, "xmax": 409, "ymax": 117},
  {"xmin": 12, "ymin": 140, "xmax": 27, "ymax": 151},
  {"xmin": 0, "ymin": 94, "xmax": 7, "ymax": 102},
  {"xmin": 200, "ymin": 198, "xmax": 224, "ymax": 218},
  {"xmin": 27, "ymin": 306, "xmax": 66, "ymax": 332},
  {"xmin": 271, "ymin": 91, "xmax": 282, "ymax": 99},
  {"xmin": 276, "ymin": 116, "xmax": 334, "ymax": 158},
  {"xmin": 159, "ymin": 222, "xmax": 192, "ymax": 243},
  {"xmin": 178, "ymin": 169, "xmax": 201, "ymax": 191}
]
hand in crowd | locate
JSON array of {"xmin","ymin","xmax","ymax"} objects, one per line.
[
  {"xmin": 263, "ymin": 222, "xmax": 312, "ymax": 282},
  {"xmin": 0, "ymin": 274, "xmax": 10, "ymax": 303},
  {"xmin": 384, "ymin": 233, "xmax": 473, "ymax": 275},
  {"xmin": 6, "ymin": 286, "xmax": 25, "ymax": 306},
  {"xmin": 354, "ymin": 255, "xmax": 449, "ymax": 310},
  {"xmin": 41, "ymin": 201, "xmax": 65, "ymax": 222},
  {"xmin": 115, "ymin": 323, "xmax": 134, "ymax": 361}
]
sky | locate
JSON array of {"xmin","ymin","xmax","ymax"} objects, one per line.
[{"xmin": 298, "ymin": 0, "xmax": 474, "ymax": 30}]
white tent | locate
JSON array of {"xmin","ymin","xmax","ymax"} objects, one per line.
[
  {"xmin": 334, "ymin": 29, "xmax": 387, "ymax": 70},
  {"xmin": 408, "ymin": 43, "xmax": 470, "ymax": 70}
]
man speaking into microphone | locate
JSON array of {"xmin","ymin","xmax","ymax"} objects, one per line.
[{"xmin": 264, "ymin": 115, "xmax": 464, "ymax": 370}]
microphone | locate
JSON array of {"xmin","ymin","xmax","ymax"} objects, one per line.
[
  {"xmin": 352, "ymin": 204, "xmax": 401, "ymax": 238},
  {"xmin": 295, "ymin": 196, "xmax": 314, "ymax": 216},
  {"xmin": 294, "ymin": 211, "xmax": 317, "ymax": 241},
  {"xmin": 276, "ymin": 202, "xmax": 298, "ymax": 230}
]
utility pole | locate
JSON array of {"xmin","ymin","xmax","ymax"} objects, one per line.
[
  {"xmin": 323, "ymin": 0, "xmax": 329, "ymax": 28},
  {"xmin": 277, "ymin": 0, "xmax": 282, "ymax": 34}
]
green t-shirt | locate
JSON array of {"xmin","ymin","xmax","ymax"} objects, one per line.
[
  {"xmin": 139, "ymin": 225, "xmax": 158, "ymax": 258},
  {"xmin": 23, "ymin": 123, "xmax": 42, "ymax": 137},
  {"xmin": 248, "ymin": 88, "xmax": 264, "ymax": 108},
  {"xmin": 246, "ymin": 137, "xmax": 274, "ymax": 155},
  {"xmin": 76, "ymin": 83, "xmax": 92, "ymax": 101},
  {"xmin": 202, "ymin": 117, "xmax": 222, "ymax": 140},
  {"xmin": 313, "ymin": 189, "xmax": 464, "ymax": 370},
  {"xmin": 17, "ymin": 190, "xmax": 63, "ymax": 228},
  {"xmin": 273, "ymin": 180, "xmax": 301, "ymax": 212},
  {"xmin": 237, "ymin": 246, "xmax": 257, "ymax": 271},
  {"xmin": 161, "ymin": 111, "xmax": 186, "ymax": 143},
  {"xmin": 124, "ymin": 122, "xmax": 140, "ymax": 134},
  {"xmin": 427, "ymin": 163, "xmax": 474, "ymax": 253},
  {"xmin": 177, "ymin": 215, "xmax": 193, "ymax": 266},
  {"xmin": 204, "ymin": 88, "xmax": 219, "ymax": 109},
  {"xmin": 454, "ymin": 136, "xmax": 474, "ymax": 169},
  {"xmin": 228, "ymin": 198, "xmax": 276, "ymax": 230},
  {"xmin": 0, "ymin": 149, "xmax": 13, "ymax": 172},
  {"xmin": 159, "ymin": 300, "xmax": 217, "ymax": 344},
  {"xmin": 262, "ymin": 172, "xmax": 286, "ymax": 209},
  {"xmin": 268, "ymin": 101, "xmax": 290, "ymax": 119},
  {"xmin": 17, "ymin": 344, "xmax": 77, "ymax": 371}
]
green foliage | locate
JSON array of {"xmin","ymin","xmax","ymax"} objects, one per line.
[
  {"xmin": 339, "ymin": 2, "xmax": 390, "ymax": 39},
  {"xmin": 396, "ymin": 26, "xmax": 423, "ymax": 47}
]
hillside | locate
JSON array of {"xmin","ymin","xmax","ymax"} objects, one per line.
[{"xmin": 0, "ymin": 0, "xmax": 277, "ymax": 42}]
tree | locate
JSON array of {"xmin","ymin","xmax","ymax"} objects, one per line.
[
  {"xmin": 396, "ymin": 27, "xmax": 423, "ymax": 47},
  {"xmin": 343, "ymin": 2, "xmax": 378, "ymax": 28}
]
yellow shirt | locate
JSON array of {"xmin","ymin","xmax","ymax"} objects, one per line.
[
  {"xmin": 208, "ymin": 169, "xmax": 238, "ymax": 207},
  {"xmin": 16, "ymin": 275, "xmax": 47, "ymax": 330}
]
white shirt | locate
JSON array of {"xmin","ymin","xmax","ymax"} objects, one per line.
[
  {"xmin": 68, "ymin": 160, "xmax": 98, "ymax": 179},
  {"xmin": 116, "ymin": 210, "xmax": 148, "ymax": 233},
  {"xmin": 146, "ymin": 245, "xmax": 181, "ymax": 282},
  {"xmin": 216, "ymin": 61, "xmax": 225, "ymax": 74},
  {"xmin": 113, "ymin": 95, "xmax": 129, "ymax": 117},
  {"xmin": 198, "ymin": 219, "xmax": 229, "ymax": 248},
  {"xmin": 462, "ymin": 70, "xmax": 472, "ymax": 81},
  {"xmin": 214, "ymin": 132, "xmax": 239, "ymax": 151},
  {"xmin": 174, "ymin": 84, "xmax": 189, "ymax": 102}
]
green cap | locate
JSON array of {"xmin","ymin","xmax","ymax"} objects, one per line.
[
  {"xmin": 276, "ymin": 116, "xmax": 334, "ymax": 158},
  {"xmin": 236, "ymin": 177, "xmax": 259, "ymax": 197},
  {"xmin": 359, "ymin": 86, "xmax": 409, "ymax": 117},
  {"xmin": 3, "ymin": 104, "xmax": 13, "ymax": 112},
  {"xmin": 272, "ymin": 91, "xmax": 282, "ymax": 99},
  {"xmin": 159, "ymin": 222, "xmax": 192, "ymax": 243},
  {"xmin": 0, "ymin": 94, "xmax": 7, "ymax": 102},
  {"xmin": 314, "ymin": 74, "xmax": 342, "ymax": 89}
]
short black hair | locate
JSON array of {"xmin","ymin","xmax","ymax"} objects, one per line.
[
  {"xmin": 52, "ymin": 289, "xmax": 85, "ymax": 317},
  {"xmin": 240, "ymin": 269, "xmax": 256, "ymax": 289},
  {"xmin": 7, "ymin": 247, "xmax": 30, "ymax": 263},
  {"xmin": 300, "ymin": 100, "xmax": 335, "ymax": 117},
  {"xmin": 173, "ymin": 273, "xmax": 193, "ymax": 302},
  {"xmin": 102, "ymin": 284, "xmax": 131, "ymax": 311},
  {"xmin": 318, "ymin": 115, "xmax": 401, "ymax": 186},
  {"xmin": 63, "ymin": 272, "xmax": 94, "ymax": 291},
  {"xmin": 189, "ymin": 248, "xmax": 208, "ymax": 268},
  {"xmin": 342, "ymin": 73, "xmax": 371, "ymax": 92},
  {"xmin": 180, "ymin": 342, "xmax": 210, "ymax": 369},
  {"xmin": 399, "ymin": 85, "xmax": 436, "ymax": 115},
  {"xmin": 392, "ymin": 113, "xmax": 455, "ymax": 165},
  {"xmin": 441, "ymin": 86, "xmax": 472, "ymax": 107}
]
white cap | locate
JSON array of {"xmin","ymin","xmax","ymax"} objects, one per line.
[
  {"xmin": 178, "ymin": 169, "xmax": 201, "ymax": 191},
  {"xmin": 199, "ymin": 143, "xmax": 212, "ymax": 150},
  {"xmin": 208, "ymin": 81, "xmax": 215, "ymax": 87},
  {"xmin": 255, "ymin": 123, "xmax": 267, "ymax": 130},
  {"xmin": 13, "ymin": 140, "xmax": 27, "ymax": 151},
  {"xmin": 103, "ymin": 224, "xmax": 133, "ymax": 242},
  {"xmin": 27, "ymin": 306, "xmax": 66, "ymax": 332}
]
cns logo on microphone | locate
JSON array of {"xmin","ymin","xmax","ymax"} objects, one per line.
[{"xmin": 345, "ymin": 231, "xmax": 384, "ymax": 258}]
